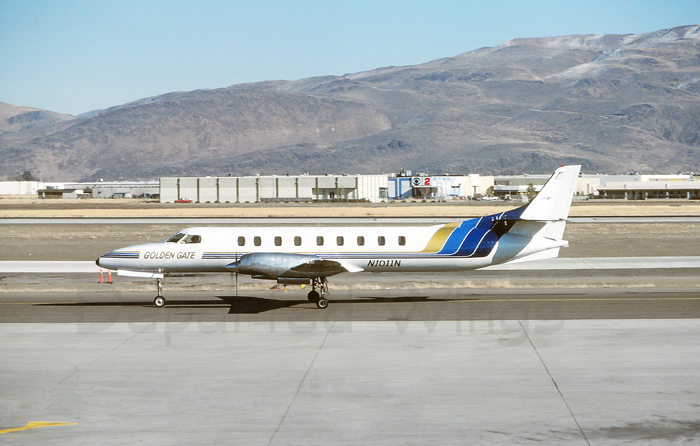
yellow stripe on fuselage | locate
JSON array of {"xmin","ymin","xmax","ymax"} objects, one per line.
[{"xmin": 421, "ymin": 222, "xmax": 459, "ymax": 253}]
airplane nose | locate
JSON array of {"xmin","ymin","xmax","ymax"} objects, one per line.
[{"xmin": 96, "ymin": 256, "xmax": 103, "ymax": 267}]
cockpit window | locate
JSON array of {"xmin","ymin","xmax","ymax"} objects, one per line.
[
  {"xmin": 166, "ymin": 233, "xmax": 186, "ymax": 243},
  {"xmin": 184, "ymin": 235, "xmax": 201, "ymax": 244},
  {"xmin": 165, "ymin": 233, "xmax": 201, "ymax": 244}
]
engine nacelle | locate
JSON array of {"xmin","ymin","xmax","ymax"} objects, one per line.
[{"xmin": 226, "ymin": 252, "xmax": 321, "ymax": 279}]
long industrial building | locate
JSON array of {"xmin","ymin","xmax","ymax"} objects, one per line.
[
  {"xmin": 159, "ymin": 173, "xmax": 497, "ymax": 203},
  {"xmin": 159, "ymin": 174, "xmax": 388, "ymax": 203}
]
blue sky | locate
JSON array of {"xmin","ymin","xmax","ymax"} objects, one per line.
[{"xmin": 1, "ymin": 0, "xmax": 699, "ymax": 116}]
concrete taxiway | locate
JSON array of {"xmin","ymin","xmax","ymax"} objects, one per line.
[{"xmin": 2, "ymin": 320, "xmax": 699, "ymax": 445}]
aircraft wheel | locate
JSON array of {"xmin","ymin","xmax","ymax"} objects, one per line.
[
  {"xmin": 316, "ymin": 298, "xmax": 328, "ymax": 309},
  {"xmin": 307, "ymin": 290, "xmax": 320, "ymax": 302},
  {"xmin": 154, "ymin": 296, "xmax": 166, "ymax": 307}
]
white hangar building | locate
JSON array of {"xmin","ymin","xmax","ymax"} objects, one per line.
[{"xmin": 160, "ymin": 174, "xmax": 388, "ymax": 203}]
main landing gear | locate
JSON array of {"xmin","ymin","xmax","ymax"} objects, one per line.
[
  {"xmin": 307, "ymin": 277, "xmax": 329, "ymax": 309},
  {"xmin": 154, "ymin": 278, "xmax": 166, "ymax": 307},
  {"xmin": 151, "ymin": 276, "xmax": 331, "ymax": 309}
]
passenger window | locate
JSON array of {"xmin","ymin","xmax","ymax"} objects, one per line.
[
  {"xmin": 337, "ymin": 236, "xmax": 344, "ymax": 246},
  {"xmin": 254, "ymin": 236, "xmax": 261, "ymax": 247},
  {"xmin": 317, "ymin": 236, "xmax": 324, "ymax": 246},
  {"xmin": 378, "ymin": 236, "xmax": 385, "ymax": 246},
  {"xmin": 294, "ymin": 236, "xmax": 302, "ymax": 246},
  {"xmin": 357, "ymin": 236, "xmax": 365, "ymax": 246},
  {"xmin": 238, "ymin": 236, "xmax": 245, "ymax": 247},
  {"xmin": 275, "ymin": 236, "xmax": 282, "ymax": 246},
  {"xmin": 398, "ymin": 236, "xmax": 406, "ymax": 246}
]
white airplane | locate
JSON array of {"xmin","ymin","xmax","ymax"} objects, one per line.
[{"xmin": 97, "ymin": 165, "xmax": 580, "ymax": 309}]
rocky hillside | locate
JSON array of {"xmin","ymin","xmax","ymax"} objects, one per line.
[{"xmin": 2, "ymin": 25, "xmax": 699, "ymax": 180}]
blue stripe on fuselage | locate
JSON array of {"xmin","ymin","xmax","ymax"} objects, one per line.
[
  {"xmin": 455, "ymin": 216, "xmax": 494, "ymax": 257},
  {"xmin": 435, "ymin": 214, "xmax": 504, "ymax": 258},
  {"xmin": 437, "ymin": 218, "xmax": 479, "ymax": 255}
]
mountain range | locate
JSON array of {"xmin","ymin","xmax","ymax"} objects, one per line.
[{"xmin": 2, "ymin": 25, "xmax": 700, "ymax": 181}]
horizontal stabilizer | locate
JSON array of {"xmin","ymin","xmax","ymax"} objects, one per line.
[{"xmin": 502, "ymin": 244, "xmax": 567, "ymax": 264}]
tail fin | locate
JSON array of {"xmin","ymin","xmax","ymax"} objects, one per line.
[
  {"xmin": 518, "ymin": 165, "xmax": 581, "ymax": 221},
  {"xmin": 492, "ymin": 165, "xmax": 581, "ymax": 265}
]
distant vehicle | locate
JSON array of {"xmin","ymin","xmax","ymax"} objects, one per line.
[
  {"xmin": 175, "ymin": 198, "xmax": 193, "ymax": 203},
  {"xmin": 97, "ymin": 166, "xmax": 581, "ymax": 309}
]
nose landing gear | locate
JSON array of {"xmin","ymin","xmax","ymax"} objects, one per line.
[{"xmin": 154, "ymin": 278, "xmax": 166, "ymax": 307}]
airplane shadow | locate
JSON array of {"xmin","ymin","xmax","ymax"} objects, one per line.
[
  {"xmin": 217, "ymin": 294, "xmax": 433, "ymax": 314},
  {"xmin": 38, "ymin": 294, "xmax": 441, "ymax": 315}
]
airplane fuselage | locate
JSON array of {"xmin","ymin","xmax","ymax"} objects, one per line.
[
  {"xmin": 97, "ymin": 219, "xmax": 566, "ymax": 275},
  {"xmin": 96, "ymin": 165, "xmax": 581, "ymax": 308}
]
